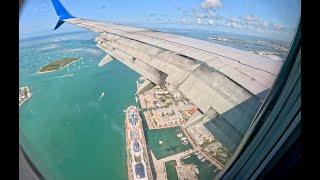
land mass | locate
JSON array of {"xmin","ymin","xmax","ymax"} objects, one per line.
[
  {"xmin": 19, "ymin": 86, "xmax": 32, "ymax": 107},
  {"xmin": 38, "ymin": 57, "xmax": 79, "ymax": 73},
  {"xmin": 134, "ymin": 76, "xmax": 228, "ymax": 179}
]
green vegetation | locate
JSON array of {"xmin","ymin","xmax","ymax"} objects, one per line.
[
  {"xmin": 38, "ymin": 57, "xmax": 79, "ymax": 73},
  {"xmin": 165, "ymin": 160, "xmax": 178, "ymax": 180},
  {"xmin": 24, "ymin": 90, "xmax": 28, "ymax": 96},
  {"xmin": 216, "ymin": 147, "xmax": 230, "ymax": 164}
]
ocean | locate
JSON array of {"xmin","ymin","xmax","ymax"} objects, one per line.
[{"xmin": 19, "ymin": 31, "xmax": 139, "ymax": 179}]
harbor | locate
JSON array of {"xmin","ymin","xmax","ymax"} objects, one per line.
[{"xmin": 133, "ymin": 77, "xmax": 227, "ymax": 179}]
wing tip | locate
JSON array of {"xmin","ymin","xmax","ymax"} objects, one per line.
[
  {"xmin": 51, "ymin": 0, "xmax": 76, "ymax": 30},
  {"xmin": 51, "ymin": 0, "xmax": 75, "ymax": 19}
]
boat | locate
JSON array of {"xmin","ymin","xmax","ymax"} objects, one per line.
[
  {"xmin": 181, "ymin": 137, "xmax": 187, "ymax": 141},
  {"xmin": 183, "ymin": 155, "xmax": 191, "ymax": 159},
  {"xmin": 182, "ymin": 141, "xmax": 189, "ymax": 145},
  {"xmin": 194, "ymin": 165, "xmax": 199, "ymax": 174}
]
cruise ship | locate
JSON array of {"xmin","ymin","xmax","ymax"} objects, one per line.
[{"xmin": 125, "ymin": 106, "xmax": 153, "ymax": 180}]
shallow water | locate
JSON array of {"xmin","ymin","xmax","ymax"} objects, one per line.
[{"xmin": 19, "ymin": 32, "xmax": 139, "ymax": 179}]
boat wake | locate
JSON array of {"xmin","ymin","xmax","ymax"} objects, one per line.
[
  {"xmin": 97, "ymin": 92, "xmax": 105, "ymax": 102},
  {"xmin": 41, "ymin": 74, "xmax": 74, "ymax": 81}
]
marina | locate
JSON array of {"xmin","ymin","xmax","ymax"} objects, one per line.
[{"xmin": 135, "ymin": 77, "xmax": 228, "ymax": 179}]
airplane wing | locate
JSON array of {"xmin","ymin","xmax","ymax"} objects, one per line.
[{"xmin": 50, "ymin": 0, "xmax": 283, "ymax": 152}]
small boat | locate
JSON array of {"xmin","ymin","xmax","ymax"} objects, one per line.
[
  {"xmin": 181, "ymin": 137, "xmax": 187, "ymax": 141},
  {"xmin": 182, "ymin": 141, "xmax": 189, "ymax": 145},
  {"xmin": 183, "ymin": 155, "xmax": 191, "ymax": 159}
]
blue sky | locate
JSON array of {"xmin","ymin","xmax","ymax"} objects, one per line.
[{"xmin": 19, "ymin": 0, "xmax": 300, "ymax": 41}]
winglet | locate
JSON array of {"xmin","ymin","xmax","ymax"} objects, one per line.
[
  {"xmin": 51, "ymin": 0, "xmax": 75, "ymax": 30},
  {"xmin": 54, "ymin": 20, "xmax": 65, "ymax": 30}
]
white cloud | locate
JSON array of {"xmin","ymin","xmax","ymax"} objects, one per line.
[
  {"xmin": 201, "ymin": 0, "xmax": 222, "ymax": 9},
  {"xmin": 197, "ymin": 18, "xmax": 202, "ymax": 24},
  {"xmin": 244, "ymin": 15, "xmax": 260, "ymax": 22},
  {"xmin": 232, "ymin": 22, "xmax": 242, "ymax": 29},
  {"xmin": 270, "ymin": 23, "xmax": 286, "ymax": 31},
  {"xmin": 227, "ymin": 22, "xmax": 242, "ymax": 29},
  {"xmin": 192, "ymin": 8, "xmax": 213, "ymax": 19},
  {"xmin": 208, "ymin": 10, "xmax": 215, "ymax": 17},
  {"xmin": 165, "ymin": 8, "xmax": 288, "ymax": 34},
  {"xmin": 180, "ymin": 18, "xmax": 193, "ymax": 24},
  {"xmin": 261, "ymin": 21, "xmax": 269, "ymax": 29},
  {"xmin": 229, "ymin": 17, "xmax": 241, "ymax": 23},
  {"xmin": 241, "ymin": 15, "xmax": 287, "ymax": 32}
]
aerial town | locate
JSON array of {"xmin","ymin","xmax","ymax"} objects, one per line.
[{"xmin": 125, "ymin": 77, "xmax": 232, "ymax": 180}]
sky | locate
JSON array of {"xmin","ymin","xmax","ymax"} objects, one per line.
[{"xmin": 19, "ymin": 0, "xmax": 301, "ymax": 41}]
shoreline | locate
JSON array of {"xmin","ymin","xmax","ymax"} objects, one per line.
[{"xmin": 19, "ymin": 93, "xmax": 32, "ymax": 107}]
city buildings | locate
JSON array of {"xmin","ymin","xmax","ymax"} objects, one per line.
[{"xmin": 135, "ymin": 77, "xmax": 232, "ymax": 179}]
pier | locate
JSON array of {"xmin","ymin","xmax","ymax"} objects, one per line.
[{"xmin": 158, "ymin": 149, "xmax": 195, "ymax": 163}]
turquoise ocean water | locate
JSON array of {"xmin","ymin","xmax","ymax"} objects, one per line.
[{"xmin": 19, "ymin": 31, "xmax": 139, "ymax": 180}]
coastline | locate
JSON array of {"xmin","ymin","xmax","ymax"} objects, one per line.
[{"xmin": 19, "ymin": 93, "xmax": 32, "ymax": 107}]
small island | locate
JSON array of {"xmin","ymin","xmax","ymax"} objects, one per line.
[
  {"xmin": 19, "ymin": 86, "xmax": 32, "ymax": 107},
  {"xmin": 38, "ymin": 57, "xmax": 79, "ymax": 73}
]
